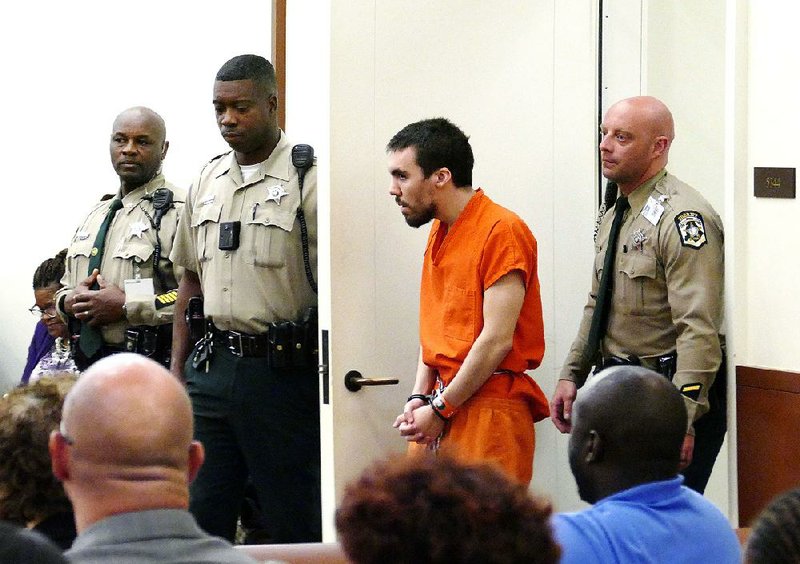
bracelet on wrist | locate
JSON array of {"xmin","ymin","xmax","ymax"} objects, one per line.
[
  {"xmin": 407, "ymin": 393, "xmax": 429, "ymax": 403},
  {"xmin": 430, "ymin": 404, "xmax": 449, "ymax": 422},
  {"xmin": 430, "ymin": 392, "xmax": 458, "ymax": 420}
]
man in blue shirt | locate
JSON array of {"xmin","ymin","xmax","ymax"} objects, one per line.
[{"xmin": 552, "ymin": 365, "xmax": 740, "ymax": 563}]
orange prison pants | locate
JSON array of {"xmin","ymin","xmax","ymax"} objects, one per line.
[{"xmin": 410, "ymin": 372, "xmax": 548, "ymax": 485}]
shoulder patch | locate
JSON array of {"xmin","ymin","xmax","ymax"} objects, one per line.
[
  {"xmin": 154, "ymin": 289, "xmax": 178, "ymax": 309},
  {"xmin": 674, "ymin": 211, "xmax": 707, "ymax": 249},
  {"xmin": 680, "ymin": 382, "xmax": 703, "ymax": 401}
]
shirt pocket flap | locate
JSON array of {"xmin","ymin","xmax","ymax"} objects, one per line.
[
  {"xmin": 112, "ymin": 238, "xmax": 154, "ymax": 262},
  {"xmin": 191, "ymin": 203, "xmax": 222, "ymax": 228},
  {"xmin": 68, "ymin": 235, "xmax": 95, "ymax": 259},
  {"xmin": 247, "ymin": 206, "xmax": 296, "ymax": 232},
  {"xmin": 620, "ymin": 253, "xmax": 657, "ymax": 279}
]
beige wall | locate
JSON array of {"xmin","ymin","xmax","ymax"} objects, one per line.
[{"xmin": 741, "ymin": 1, "xmax": 800, "ymax": 370}]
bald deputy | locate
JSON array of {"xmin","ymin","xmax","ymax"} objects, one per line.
[
  {"xmin": 49, "ymin": 353, "xmax": 255, "ymax": 563},
  {"xmin": 551, "ymin": 96, "xmax": 726, "ymax": 494},
  {"xmin": 56, "ymin": 107, "xmax": 185, "ymax": 370}
]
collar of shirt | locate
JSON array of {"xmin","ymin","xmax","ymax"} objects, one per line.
[
  {"xmin": 117, "ymin": 173, "xmax": 167, "ymax": 205},
  {"xmin": 627, "ymin": 168, "xmax": 668, "ymax": 216},
  {"xmin": 595, "ymin": 475, "xmax": 684, "ymax": 508},
  {"xmin": 215, "ymin": 130, "xmax": 292, "ymax": 190}
]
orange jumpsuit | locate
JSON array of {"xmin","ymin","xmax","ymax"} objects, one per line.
[{"xmin": 417, "ymin": 189, "xmax": 548, "ymax": 484}]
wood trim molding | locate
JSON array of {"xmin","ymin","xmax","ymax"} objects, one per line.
[
  {"xmin": 736, "ymin": 365, "xmax": 800, "ymax": 525},
  {"xmin": 272, "ymin": 0, "xmax": 287, "ymax": 130},
  {"xmin": 736, "ymin": 365, "xmax": 800, "ymax": 394}
]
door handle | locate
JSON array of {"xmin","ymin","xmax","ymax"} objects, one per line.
[{"xmin": 344, "ymin": 370, "xmax": 399, "ymax": 392}]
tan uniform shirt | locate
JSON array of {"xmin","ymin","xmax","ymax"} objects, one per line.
[
  {"xmin": 561, "ymin": 170, "xmax": 724, "ymax": 429},
  {"xmin": 57, "ymin": 174, "xmax": 186, "ymax": 346},
  {"xmin": 170, "ymin": 132, "xmax": 317, "ymax": 334}
]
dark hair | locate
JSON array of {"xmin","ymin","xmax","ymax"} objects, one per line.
[
  {"xmin": 335, "ymin": 455, "xmax": 560, "ymax": 564},
  {"xmin": 215, "ymin": 54, "xmax": 277, "ymax": 97},
  {"xmin": 745, "ymin": 487, "xmax": 800, "ymax": 564},
  {"xmin": 32, "ymin": 250, "xmax": 67, "ymax": 290},
  {"xmin": 581, "ymin": 366, "xmax": 687, "ymax": 480},
  {"xmin": 0, "ymin": 376, "xmax": 77, "ymax": 525},
  {"xmin": 387, "ymin": 118, "xmax": 474, "ymax": 187}
]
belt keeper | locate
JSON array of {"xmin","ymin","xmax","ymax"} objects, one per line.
[{"xmin": 431, "ymin": 392, "xmax": 457, "ymax": 420}]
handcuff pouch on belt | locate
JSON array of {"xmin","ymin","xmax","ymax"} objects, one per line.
[
  {"xmin": 125, "ymin": 324, "xmax": 173, "ymax": 368},
  {"xmin": 656, "ymin": 352, "xmax": 677, "ymax": 381},
  {"xmin": 594, "ymin": 354, "xmax": 640, "ymax": 375},
  {"xmin": 594, "ymin": 351, "xmax": 677, "ymax": 381},
  {"xmin": 191, "ymin": 305, "xmax": 318, "ymax": 371},
  {"xmin": 268, "ymin": 306, "xmax": 318, "ymax": 369}
]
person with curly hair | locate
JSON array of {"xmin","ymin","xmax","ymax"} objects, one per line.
[
  {"xmin": 745, "ymin": 487, "xmax": 800, "ymax": 563},
  {"xmin": 335, "ymin": 455, "xmax": 560, "ymax": 564},
  {"xmin": 0, "ymin": 375, "xmax": 78, "ymax": 549},
  {"xmin": 22, "ymin": 250, "xmax": 79, "ymax": 384}
]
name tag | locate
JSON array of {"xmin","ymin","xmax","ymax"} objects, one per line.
[
  {"xmin": 125, "ymin": 278, "xmax": 154, "ymax": 299},
  {"xmin": 641, "ymin": 196, "xmax": 665, "ymax": 226}
]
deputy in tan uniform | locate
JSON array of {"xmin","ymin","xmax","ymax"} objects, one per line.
[
  {"xmin": 56, "ymin": 107, "xmax": 185, "ymax": 369},
  {"xmin": 551, "ymin": 96, "xmax": 726, "ymax": 494},
  {"xmin": 169, "ymin": 54, "xmax": 320, "ymax": 544}
]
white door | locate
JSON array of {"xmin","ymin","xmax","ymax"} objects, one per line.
[{"xmin": 286, "ymin": 0, "xmax": 601, "ymax": 540}]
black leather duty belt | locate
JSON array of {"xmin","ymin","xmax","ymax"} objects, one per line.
[{"xmin": 212, "ymin": 327, "xmax": 270, "ymax": 358}]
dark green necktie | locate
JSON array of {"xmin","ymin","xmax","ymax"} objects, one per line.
[
  {"xmin": 79, "ymin": 198, "xmax": 123, "ymax": 358},
  {"xmin": 585, "ymin": 195, "xmax": 629, "ymax": 361}
]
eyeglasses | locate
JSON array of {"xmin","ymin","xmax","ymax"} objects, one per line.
[{"xmin": 29, "ymin": 304, "xmax": 57, "ymax": 320}]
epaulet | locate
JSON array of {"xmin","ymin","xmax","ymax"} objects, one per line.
[
  {"xmin": 207, "ymin": 151, "xmax": 229, "ymax": 165},
  {"xmin": 99, "ymin": 193, "xmax": 116, "ymax": 202},
  {"xmin": 197, "ymin": 150, "xmax": 231, "ymax": 178}
]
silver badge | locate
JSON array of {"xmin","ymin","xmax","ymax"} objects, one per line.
[
  {"xmin": 129, "ymin": 221, "xmax": 149, "ymax": 239},
  {"xmin": 265, "ymin": 184, "xmax": 288, "ymax": 205},
  {"xmin": 631, "ymin": 229, "xmax": 648, "ymax": 251}
]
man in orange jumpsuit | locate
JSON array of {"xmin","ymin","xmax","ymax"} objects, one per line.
[{"xmin": 389, "ymin": 118, "xmax": 548, "ymax": 484}]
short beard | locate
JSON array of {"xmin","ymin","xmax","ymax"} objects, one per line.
[{"xmin": 405, "ymin": 205, "xmax": 435, "ymax": 229}]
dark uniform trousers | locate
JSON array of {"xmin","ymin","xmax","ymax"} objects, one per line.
[
  {"xmin": 185, "ymin": 344, "xmax": 321, "ymax": 543},
  {"xmin": 681, "ymin": 356, "xmax": 727, "ymax": 494}
]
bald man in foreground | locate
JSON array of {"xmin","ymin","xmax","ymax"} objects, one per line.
[
  {"xmin": 551, "ymin": 96, "xmax": 726, "ymax": 493},
  {"xmin": 49, "ymin": 354, "xmax": 255, "ymax": 563},
  {"xmin": 552, "ymin": 366, "xmax": 740, "ymax": 563}
]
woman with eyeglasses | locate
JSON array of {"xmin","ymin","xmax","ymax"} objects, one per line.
[{"xmin": 21, "ymin": 250, "xmax": 78, "ymax": 384}]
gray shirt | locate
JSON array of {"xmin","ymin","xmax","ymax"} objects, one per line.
[{"xmin": 65, "ymin": 509, "xmax": 256, "ymax": 563}]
